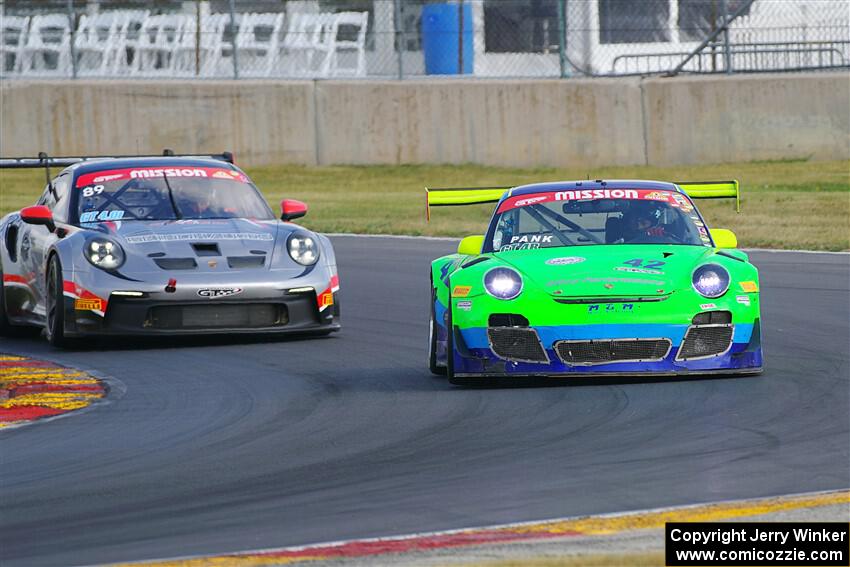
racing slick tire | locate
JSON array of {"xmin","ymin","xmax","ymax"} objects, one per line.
[
  {"xmin": 0, "ymin": 264, "xmax": 12, "ymax": 336},
  {"xmin": 45, "ymin": 255, "xmax": 72, "ymax": 348},
  {"xmin": 428, "ymin": 276, "xmax": 447, "ymax": 376}
]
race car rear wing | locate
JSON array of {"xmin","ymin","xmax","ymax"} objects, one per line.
[
  {"xmin": 425, "ymin": 186, "xmax": 511, "ymax": 221},
  {"xmin": 676, "ymin": 180, "xmax": 740, "ymax": 212},
  {"xmin": 426, "ymin": 180, "xmax": 741, "ymax": 220},
  {"xmin": 0, "ymin": 149, "xmax": 235, "ymax": 169}
]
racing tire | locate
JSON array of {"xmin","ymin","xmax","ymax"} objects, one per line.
[
  {"xmin": 0, "ymin": 265, "xmax": 12, "ymax": 336},
  {"xmin": 428, "ymin": 277, "xmax": 447, "ymax": 376},
  {"xmin": 45, "ymin": 255, "xmax": 70, "ymax": 348}
]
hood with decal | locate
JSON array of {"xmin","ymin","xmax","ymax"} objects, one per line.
[
  {"xmin": 493, "ymin": 245, "xmax": 719, "ymax": 298},
  {"xmin": 78, "ymin": 218, "xmax": 313, "ymax": 272}
]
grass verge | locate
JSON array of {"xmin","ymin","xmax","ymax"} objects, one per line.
[{"xmin": 1, "ymin": 159, "xmax": 847, "ymax": 250}]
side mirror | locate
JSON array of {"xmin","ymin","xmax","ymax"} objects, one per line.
[
  {"xmin": 280, "ymin": 199, "xmax": 307, "ymax": 222},
  {"xmin": 710, "ymin": 228, "xmax": 738, "ymax": 249},
  {"xmin": 457, "ymin": 235, "xmax": 484, "ymax": 256},
  {"xmin": 20, "ymin": 205, "xmax": 55, "ymax": 232}
]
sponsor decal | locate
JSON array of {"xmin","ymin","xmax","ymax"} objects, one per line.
[
  {"xmin": 499, "ymin": 243, "xmax": 540, "ymax": 252},
  {"xmin": 456, "ymin": 300, "xmax": 473, "ymax": 311},
  {"xmin": 79, "ymin": 210, "xmax": 124, "ymax": 223},
  {"xmin": 670, "ymin": 192, "xmax": 695, "ymax": 211},
  {"xmin": 510, "ymin": 234, "xmax": 552, "ymax": 244},
  {"xmin": 739, "ymin": 281, "xmax": 759, "ymax": 292},
  {"xmin": 452, "ymin": 285, "xmax": 472, "ymax": 298},
  {"xmin": 513, "ymin": 195, "xmax": 549, "ymax": 207},
  {"xmin": 125, "ymin": 232, "xmax": 273, "ymax": 244},
  {"xmin": 197, "ymin": 288, "xmax": 242, "ymax": 299},
  {"xmin": 588, "ymin": 303, "xmax": 635, "ymax": 313},
  {"xmin": 546, "ymin": 257, "xmax": 585, "ymax": 266},
  {"xmin": 623, "ymin": 258, "xmax": 666, "ymax": 269},
  {"xmin": 63, "ymin": 281, "xmax": 107, "ymax": 316},
  {"xmin": 74, "ymin": 298, "xmax": 103, "ymax": 311},
  {"xmin": 693, "ymin": 220, "xmax": 705, "ymax": 227},
  {"xmin": 317, "ymin": 289, "xmax": 334, "ymax": 310},
  {"xmin": 737, "ymin": 295, "xmax": 751, "ymax": 306},
  {"xmin": 555, "ymin": 189, "xmax": 638, "ymax": 201},
  {"xmin": 496, "ymin": 189, "xmax": 688, "ymax": 213},
  {"xmin": 700, "ymin": 303, "xmax": 717, "ymax": 310},
  {"xmin": 316, "ymin": 275, "xmax": 340, "ymax": 312},
  {"xmin": 614, "ymin": 267, "xmax": 664, "ymax": 275},
  {"xmin": 130, "ymin": 168, "xmax": 207, "ymax": 179},
  {"xmin": 92, "ymin": 173, "xmax": 124, "ymax": 183},
  {"xmin": 75, "ymin": 167, "xmax": 249, "ymax": 187}
]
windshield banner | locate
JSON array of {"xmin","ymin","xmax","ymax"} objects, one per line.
[
  {"xmin": 496, "ymin": 189, "xmax": 691, "ymax": 213},
  {"xmin": 76, "ymin": 167, "xmax": 249, "ymax": 188}
]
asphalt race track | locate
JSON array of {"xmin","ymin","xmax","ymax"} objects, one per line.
[{"xmin": 1, "ymin": 236, "xmax": 848, "ymax": 566}]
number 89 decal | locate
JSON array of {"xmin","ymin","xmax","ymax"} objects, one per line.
[{"xmin": 82, "ymin": 185, "xmax": 104, "ymax": 197}]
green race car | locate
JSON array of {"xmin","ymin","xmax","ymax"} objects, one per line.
[{"xmin": 427, "ymin": 180, "xmax": 763, "ymax": 385}]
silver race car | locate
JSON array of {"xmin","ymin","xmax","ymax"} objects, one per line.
[{"xmin": 0, "ymin": 152, "xmax": 340, "ymax": 347}]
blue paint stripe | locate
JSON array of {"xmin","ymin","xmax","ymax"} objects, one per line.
[{"xmin": 460, "ymin": 323, "xmax": 753, "ymax": 349}]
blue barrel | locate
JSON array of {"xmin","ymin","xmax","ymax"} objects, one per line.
[{"xmin": 421, "ymin": 3, "xmax": 474, "ymax": 75}]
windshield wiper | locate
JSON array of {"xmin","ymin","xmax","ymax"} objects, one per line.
[{"xmin": 161, "ymin": 173, "xmax": 182, "ymax": 220}]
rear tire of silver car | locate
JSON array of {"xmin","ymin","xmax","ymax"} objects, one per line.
[
  {"xmin": 45, "ymin": 255, "xmax": 68, "ymax": 348},
  {"xmin": 0, "ymin": 264, "xmax": 12, "ymax": 336},
  {"xmin": 428, "ymin": 277, "xmax": 447, "ymax": 376}
]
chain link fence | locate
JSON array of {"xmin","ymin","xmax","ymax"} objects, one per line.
[{"xmin": 1, "ymin": 0, "xmax": 847, "ymax": 79}]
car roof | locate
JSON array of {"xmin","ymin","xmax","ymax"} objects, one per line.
[
  {"xmin": 61, "ymin": 157, "xmax": 238, "ymax": 177},
  {"xmin": 507, "ymin": 179, "xmax": 681, "ymax": 198}
]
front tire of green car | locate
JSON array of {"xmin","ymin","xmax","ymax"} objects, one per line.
[{"xmin": 428, "ymin": 277, "xmax": 447, "ymax": 376}]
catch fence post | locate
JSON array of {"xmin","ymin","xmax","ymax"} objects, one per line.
[
  {"xmin": 228, "ymin": 0, "xmax": 239, "ymax": 79},
  {"xmin": 557, "ymin": 0, "xmax": 567, "ymax": 78},
  {"xmin": 66, "ymin": 0, "xmax": 77, "ymax": 79},
  {"xmin": 394, "ymin": 0, "xmax": 405, "ymax": 79},
  {"xmin": 720, "ymin": 0, "xmax": 733, "ymax": 73}
]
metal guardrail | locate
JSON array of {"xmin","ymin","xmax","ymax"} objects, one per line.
[{"xmin": 613, "ymin": 40, "xmax": 850, "ymax": 74}]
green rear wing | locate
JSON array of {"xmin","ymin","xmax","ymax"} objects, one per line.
[
  {"xmin": 676, "ymin": 180, "xmax": 740, "ymax": 212},
  {"xmin": 425, "ymin": 180, "xmax": 740, "ymax": 220},
  {"xmin": 425, "ymin": 186, "xmax": 511, "ymax": 221}
]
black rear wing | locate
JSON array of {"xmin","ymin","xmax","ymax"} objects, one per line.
[{"xmin": 0, "ymin": 149, "xmax": 234, "ymax": 169}]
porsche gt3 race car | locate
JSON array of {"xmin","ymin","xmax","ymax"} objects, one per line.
[
  {"xmin": 0, "ymin": 152, "xmax": 340, "ymax": 347},
  {"xmin": 426, "ymin": 180, "xmax": 763, "ymax": 385}
]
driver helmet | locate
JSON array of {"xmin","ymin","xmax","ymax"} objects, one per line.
[{"xmin": 625, "ymin": 201, "xmax": 662, "ymax": 231}]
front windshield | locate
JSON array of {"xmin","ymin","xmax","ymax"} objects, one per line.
[
  {"xmin": 74, "ymin": 166, "xmax": 274, "ymax": 223},
  {"xmin": 488, "ymin": 188, "xmax": 711, "ymax": 252}
]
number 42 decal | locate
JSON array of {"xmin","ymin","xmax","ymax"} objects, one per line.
[{"xmin": 624, "ymin": 258, "xmax": 665, "ymax": 269}]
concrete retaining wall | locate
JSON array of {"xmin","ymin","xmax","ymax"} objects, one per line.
[{"xmin": 2, "ymin": 72, "xmax": 847, "ymax": 167}]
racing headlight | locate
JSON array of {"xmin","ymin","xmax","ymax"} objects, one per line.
[
  {"xmin": 484, "ymin": 267, "xmax": 523, "ymax": 300},
  {"xmin": 85, "ymin": 237, "xmax": 125, "ymax": 270},
  {"xmin": 692, "ymin": 263, "xmax": 730, "ymax": 298},
  {"xmin": 287, "ymin": 233, "xmax": 319, "ymax": 266}
]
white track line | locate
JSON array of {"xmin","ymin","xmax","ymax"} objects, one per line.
[{"xmin": 109, "ymin": 487, "xmax": 849, "ymax": 567}]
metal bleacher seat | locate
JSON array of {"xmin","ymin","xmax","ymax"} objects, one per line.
[
  {"xmin": 133, "ymin": 13, "xmax": 191, "ymax": 75},
  {"xmin": 1, "ymin": 15, "xmax": 30, "ymax": 75},
  {"xmin": 237, "ymin": 12, "xmax": 286, "ymax": 77},
  {"xmin": 19, "ymin": 13, "xmax": 72, "ymax": 76}
]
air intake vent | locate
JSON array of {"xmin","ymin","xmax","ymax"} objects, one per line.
[
  {"xmin": 692, "ymin": 310, "xmax": 732, "ymax": 325},
  {"xmin": 555, "ymin": 339, "xmax": 672, "ymax": 365},
  {"xmin": 677, "ymin": 325, "xmax": 734, "ymax": 360},
  {"xmin": 154, "ymin": 258, "xmax": 197, "ymax": 270},
  {"xmin": 228, "ymin": 256, "xmax": 265, "ymax": 269},
  {"xmin": 487, "ymin": 327, "xmax": 548, "ymax": 363},
  {"xmin": 192, "ymin": 243, "xmax": 220, "ymax": 256},
  {"xmin": 146, "ymin": 304, "xmax": 287, "ymax": 329},
  {"xmin": 488, "ymin": 313, "xmax": 529, "ymax": 327}
]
